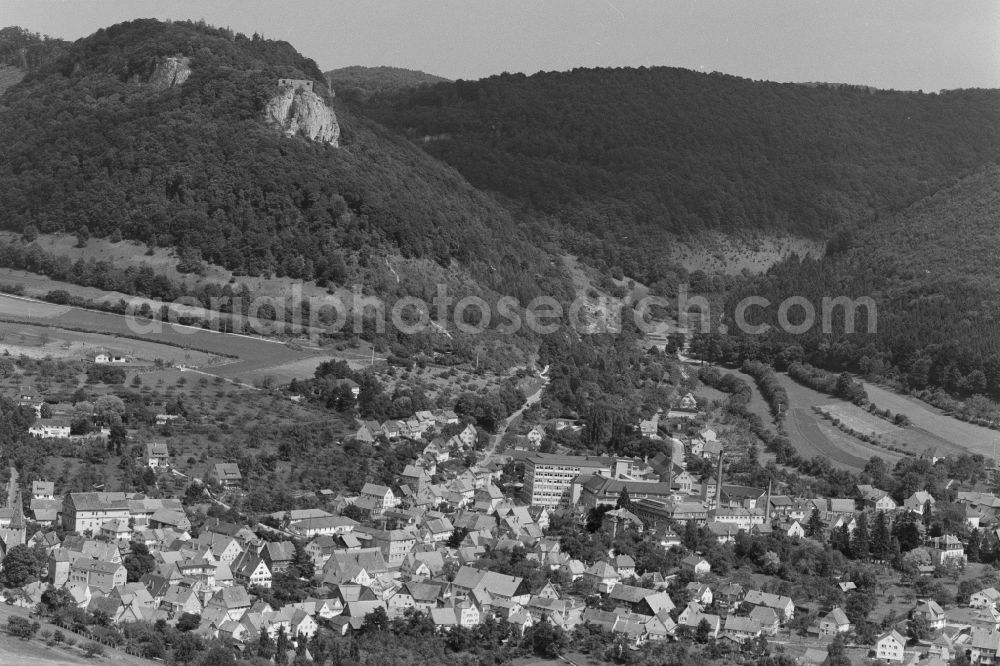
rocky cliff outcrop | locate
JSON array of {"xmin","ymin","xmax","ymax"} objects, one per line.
[
  {"xmin": 264, "ymin": 83, "xmax": 340, "ymax": 147},
  {"xmin": 147, "ymin": 56, "xmax": 191, "ymax": 90}
]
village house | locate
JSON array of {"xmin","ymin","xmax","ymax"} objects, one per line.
[
  {"xmin": 28, "ymin": 420, "xmax": 71, "ymax": 438},
  {"xmin": 526, "ymin": 425, "xmax": 546, "ymax": 446},
  {"xmin": 685, "ymin": 583, "xmax": 713, "ymax": 605},
  {"xmin": 94, "ymin": 353, "xmax": 128, "ymax": 364},
  {"xmin": 857, "ymin": 484, "xmax": 897, "ymax": 512},
  {"xmin": 146, "ymin": 442, "xmax": 170, "ymax": 468},
  {"xmin": 31, "ymin": 481, "xmax": 55, "ymax": 500},
  {"xmin": 742, "ymin": 590, "xmax": 794, "ymax": 623},
  {"xmin": 213, "ymin": 463, "xmax": 243, "ymax": 489},
  {"xmin": 970, "ymin": 628, "xmax": 1000, "ymax": 665},
  {"xmin": 261, "ymin": 542, "xmax": 296, "ymax": 574},
  {"xmin": 971, "ymin": 587, "xmax": 1000, "ymax": 609},
  {"xmin": 584, "ymin": 560, "xmax": 621, "ymax": 593},
  {"xmin": 288, "ymin": 515, "xmax": 358, "ymax": 538},
  {"xmin": 608, "ymin": 584, "xmax": 674, "ymax": 616},
  {"xmin": 680, "ymin": 555, "xmax": 711, "ymax": 577},
  {"xmin": 451, "ymin": 566, "xmax": 531, "ymax": 605},
  {"xmin": 912, "ymin": 599, "xmax": 946, "ymax": 631},
  {"xmin": 904, "ymin": 490, "xmax": 936, "ymax": 514},
  {"xmin": 875, "ymin": 629, "xmax": 907, "ymax": 663},
  {"xmin": 231, "ymin": 551, "xmax": 272, "ymax": 589},
  {"xmin": 456, "ymin": 424, "xmax": 478, "ymax": 448},
  {"xmin": 930, "ymin": 535, "xmax": 966, "ymax": 566},
  {"xmin": 750, "ymin": 606, "xmax": 780, "ymax": 636},
  {"xmin": 360, "ymin": 483, "xmax": 400, "ymax": 515},
  {"xmin": 69, "ymin": 559, "xmax": 127, "ymax": 594},
  {"xmin": 724, "ymin": 615, "xmax": 762, "ymax": 642},
  {"xmin": 62, "ymin": 492, "xmax": 130, "ymax": 534},
  {"xmin": 813, "ymin": 607, "xmax": 851, "ymax": 636}
]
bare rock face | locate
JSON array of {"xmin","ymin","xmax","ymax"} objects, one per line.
[
  {"xmin": 264, "ymin": 81, "xmax": 340, "ymax": 147},
  {"xmin": 148, "ymin": 56, "xmax": 191, "ymax": 90}
]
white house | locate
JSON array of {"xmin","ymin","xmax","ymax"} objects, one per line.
[
  {"xmin": 146, "ymin": 442, "xmax": 169, "ymax": 468},
  {"xmin": 681, "ymin": 555, "xmax": 711, "ymax": 577},
  {"xmin": 971, "ymin": 587, "xmax": 1000, "ymax": 609},
  {"xmin": 95, "ymin": 353, "xmax": 128, "ymax": 364},
  {"xmin": 815, "ymin": 607, "xmax": 851, "ymax": 636},
  {"xmin": 904, "ymin": 490, "xmax": 936, "ymax": 515},
  {"xmin": 28, "ymin": 421, "xmax": 71, "ymax": 438},
  {"xmin": 875, "ymin": 629, "xmax": 906, "ymax": 663}
]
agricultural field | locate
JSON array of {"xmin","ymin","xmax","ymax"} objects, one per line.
[
  {"xmin": 0, "ymin": 293, "xmax": 372, "ymax": 385},
  {"xmin": 817, "ymin": 403, "xmax": 902, "ymax": 438},
  {"xmin": 0, "ymin": 321, "xmax": 215, "ymax": 366},
  {"xmin": 862, "ymin": 380, "xmax": 1000, "ymax": 460},
  {"xmin": 816, "ymin": 402, "xmax": 963, "ymax": 459},
  {"xmin": 785, "ymin": 407, "xmax": 904, "ymax": 470},
  {"xmin": 777, "ymin": 373, "xmax": 962, "ymax": 470},
  {"xmin": 717, "ymin": 366, "xmax": 905, "ymax": 472}
]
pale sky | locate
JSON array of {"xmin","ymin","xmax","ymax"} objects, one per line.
[{"xmin": 6, "ymin": 0, "xmax": 999, "ymax": 91}]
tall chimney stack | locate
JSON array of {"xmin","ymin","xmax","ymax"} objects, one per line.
[
  {"xmin": 714, "ymin": 453, "xmax": 724, "ymax": 509},
  {"xmin": 764, "ymin": 477, "xmax": 772, "ymax": 522}
]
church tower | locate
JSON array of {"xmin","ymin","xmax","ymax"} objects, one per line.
[{"xmin": 0, "ymin": 487, "xmax": 26, "ymax": 553}]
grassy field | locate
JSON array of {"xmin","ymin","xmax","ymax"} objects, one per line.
[
  {"xmin": 0, "ymin": 321, "xmax": 215, "ymax": 366},
  {"xmin": 693, "ymin": 381, "xmax": 730, "ymax": 406},
  {"xmin": 784, "ymin": 407, "xmax": 901, "ymax": 470},
  {"xmin": 818, "ymin": 403, "xmax": 902, "ymax": 437},
  {"xmin": 862, "ymin": 380, "xmax": 1000, "ymax": 460},
  {"xmin": 817, "ymin": 402, "xmax": 963, "ymax": 459},
  {"xmin": 775, "ymin": 374, "xmax": 917, "ymax": 470},
  {"xmin": 0, "ymin": 293, "xmax": 367, "ymax": 384},
  {"xmin": 714, "ymin": 366, "xmax": 906, "ymax": 471},
  {"xmin": 0, "ymin": 605, "xmax": 156, "ymax": 665}
]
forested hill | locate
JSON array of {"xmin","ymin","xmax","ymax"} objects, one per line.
[
  {"xmin": 326, "ymin": 66, "xmax": 449, "ymax": 102},
  {"xmin": 0, "ymin": 26, "xmax": 69, "ymax": 94},
  {"xmin": 710, "ymin": 165, "xmax": 1000, "ymax": 402},
  {"xmin": 0, "ymin": 26, "xmax": 68, "ymax": 71},
  {"xmin": 358, "ymin": 67, "xmax": 1000, "ymax": 282},
  {"xmin": 0, "ymin": 20, "xmax": 560, "ymax": 304}
]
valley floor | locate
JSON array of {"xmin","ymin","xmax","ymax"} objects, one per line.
[{"xmin": 709, "ymin": 363, "xmax": 990, "ymax": 471}]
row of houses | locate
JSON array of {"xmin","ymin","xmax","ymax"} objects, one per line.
[{"xmin": 354, "ymin": 411, "xmax": 464, "ymax": 443}]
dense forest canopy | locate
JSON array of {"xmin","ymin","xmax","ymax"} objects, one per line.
[
  {"xmin": 357, "ymin": 67, "xmax": 1000, "ymax": 283},
  {"xmin": 3, "ymin": 18, "xmax": 1000, "ymax": 405},
  {"xmin": 0, "ymin": 20, "xmax": 559, "ymax": 305},
  {"xmin": 705, "ymin": 165, "xmax": 1000, "ymax": 402},
  {"xmin": 326, "ymin": 65, "xmax": 449, "ymax": 103},
  {"xmin": 0, "ymin": 26, "xmax": 68, "ymax": 70}
]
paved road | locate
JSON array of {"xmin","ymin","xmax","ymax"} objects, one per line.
[
  {"xmin": 7, "ymin": 466, "xmax": 18, "ymax": 507},
  {"xmin": 483, "ymin": 375, "xmax": 549, "ymax": 459}
]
